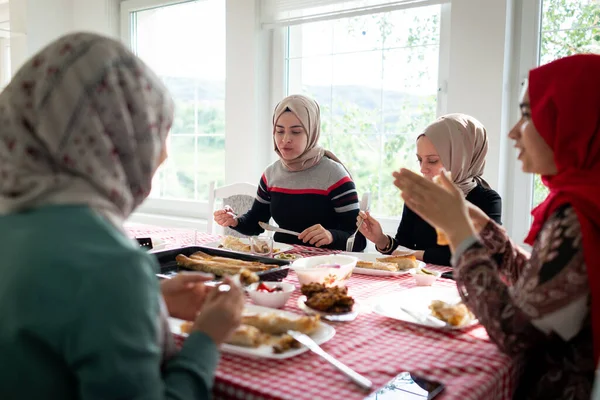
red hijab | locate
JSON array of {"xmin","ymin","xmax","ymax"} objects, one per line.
[{"xmin": 524, "ymin": 54, "xmax": 600, "ymax": 364}]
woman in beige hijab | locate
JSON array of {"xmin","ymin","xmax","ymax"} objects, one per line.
[
  {"xmin": 214, "ymin": 94, "xmax": 366, "ymax": 250},
  {"xmin": 358, "ymin": 113, "xmax": 502, "ymax": 265}
]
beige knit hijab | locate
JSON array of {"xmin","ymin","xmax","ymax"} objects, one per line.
[
  {"xmin": 272, "ymin": 95, "xmax": 347, "ymax": 173},
  {"xmin": 419, "ymin": 113, "xmax": 490, "ymax": 195}
]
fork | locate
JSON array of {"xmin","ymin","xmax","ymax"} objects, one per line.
[{"xmin": 346, "ymin": 192, "xmax": 371, "ymax": 252}]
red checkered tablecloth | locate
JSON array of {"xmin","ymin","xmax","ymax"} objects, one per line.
[{"xmin": 126, "ymin": 223, "xmax": 522, "ymax": 400}]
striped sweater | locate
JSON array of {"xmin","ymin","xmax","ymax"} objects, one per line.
[{"xmin": 233, "ymin": 157, "xmax": 366, "ymax": 251}]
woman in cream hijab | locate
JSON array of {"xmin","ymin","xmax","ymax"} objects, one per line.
[
  {"xmin": 214, "ymin": 94, "xmax": 366, "ymax": 250},
  {"xmin": 358, "ymin": 113, "xmax": 502, "ymax": 265}
]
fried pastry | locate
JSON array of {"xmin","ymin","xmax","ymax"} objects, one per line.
[
  {"xmin": 221, "ymin": 236, "xmax": 251, "ymax": 252},
  {"xmin": 376, "ymin": 255, "xmax": 418, "ymax": 271},
  {"xmin": 301, "ymin": 284, "xmax": 354, "ymax": 313},
  {"xmin": 241, "ymin": 312, "xmax": 320, "ymax": 335},
  {"xmin": 356, "ymin": 259, "xmax": 399, "ymax": 272},
  {"xmin": 429, "ymin": 300, "xmax": 473, "ymax": 327}
]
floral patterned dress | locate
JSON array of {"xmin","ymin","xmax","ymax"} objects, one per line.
[{"xmin": 454, "ymin": 204, "xmax": 594, "ymax": 399}]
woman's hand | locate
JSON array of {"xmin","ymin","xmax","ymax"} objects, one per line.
[
  {"xmin": 192, "ymin": 277, "xmax": 245, "ymax": 346},
  {"xmin": 213, "ymin": 205, "xmax": 238, "ymax": 228},
  {"xmin": 392, "ymin": 169, "xmax": 475, "ymax": 250},
  {"xmin": 357, "ymin": 211, "xmax": 389, "ymax": 249},
  {"xmin": 160, "ymin": 272, "xmax": 214, "ymax": 321},
  {"xmin": 298, "ymin": 224, "xmax": 333, "ymax": 247},
  {"xmin": 467, "ymin": 202, "xmax": 492, "ymax": 233}
]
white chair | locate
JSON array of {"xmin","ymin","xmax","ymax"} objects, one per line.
[{"xmin": 207, "ymin": 181, "xmax": 257, "ymax": 236}]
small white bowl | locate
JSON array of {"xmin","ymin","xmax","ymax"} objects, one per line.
[
  {"xmin": 290, "ymin": 254, "xmax": 357, "ymax": 287},
  {"xmin": 246, "ymin": 282, "xmax": 295, "ymax": 308},
  {"xmin": 409, "ymin": 268, "xmax": 442, "ymax": 286}
]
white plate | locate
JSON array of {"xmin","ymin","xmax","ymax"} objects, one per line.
[
  {"xmin": 372, "ymin": 286, "xmax": 478, "ymax": 330},
  {"xmin": 202, "ymin": 238, "xmax": 294, "ymax": 256},
  {"xmin": 168, "ymin": 304, "xmax": 336, "ymax": 359},
  {"xmin": 296, "ymin": 296, "xmax": 359, "ymax": 322},
  {"xmin": 340, "ymin": 252, "xmax": 425, "ymax": 277}
]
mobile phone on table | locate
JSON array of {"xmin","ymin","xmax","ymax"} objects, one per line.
[{"xmin": 363, "ymin": 372, "xmax": 445, "ymax": 399}]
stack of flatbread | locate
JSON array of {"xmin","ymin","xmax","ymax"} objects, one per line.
[
  {"xmin": 356, "ymin": 255, "xmax": 418, "ymax": 272},
  {"xmin": 176, "ymin": 251, "xmax": 274, "ymax": 276}
]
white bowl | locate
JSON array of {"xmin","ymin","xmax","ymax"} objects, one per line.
[
  {"xmin": 246, "ymin": 282, "xmax": 295, "ymax": 308},
  {"xmin": 290, "ymin": 254, "xmax": 357, "ymax": 287},
  {"xmin": 409, "ymin": 268, "xmax": 441, "ymax": 286}
]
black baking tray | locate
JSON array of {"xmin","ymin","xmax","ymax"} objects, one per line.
[{"xmin": 150, "ymin": 246, "xmax": 290, "ymax": 282}]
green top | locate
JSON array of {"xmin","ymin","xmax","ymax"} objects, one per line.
[{"xmin": 0, "ymin": 205, "xmax": 219, "ymax": 399}]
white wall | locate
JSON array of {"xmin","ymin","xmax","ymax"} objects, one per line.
[
  {"xmin": 225, "ymin": 0, "xmax": 272, "ymax": 185},
  {"xmin": 446, "ymin": 0, "xmax": 513, "ymax": 192},
  {"xmin": 12, "ymin": 0, "xmax": 526, "ymax": 235},
  {"xmin": 8, "ymin": 0, "xmax": 119, "ymax": 73}
]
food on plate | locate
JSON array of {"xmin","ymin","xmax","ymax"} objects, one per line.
[
  {"xmin": 218, "ymin": 235, "xmax": 280, "ymax": 254},
  {"xmin": 432, "ymin": 175, "xmax": 450, "ymax": 245},
  {"xmin": 180, "ymin": 320, "xmax": 193, "ymax": 335},
  {"xmin": 175, "ymin": 251, "xmax": 275, "ymax": 276},
  {"xmin": 355, "ymin": 259, "xmax": 399, "ymax": 272},
  {"xmin": 415, "ymin": 267, "xmax": 436, "ymax": 276},
  {"xmin": 181, "ymin": 322, "xmax": 265, "ymax": 347},
  {"xmin": 376, "ymin": 255, "xmax": 418, "ymax": 271},
  {"xmin": 226, "ymin": 325, "xmax": 265, "ymax": 347},
  {"xmin": 219, "ymin": 235, "xmax": 252, "ymax": 252},
  {"xmin": 238, "ymin": 269, "xmax": 260, "ymax": 286},
  {"xmin": 429, "ymin": 300, "xmax": 474, "ymax": 327},
  {"xmin": 251, "ymin": 238, "xmax": 272, "ymax": 254},
  {"xmin": 274, "ymin": 253, "xmax": 302, "ymax": 261},
  {"xmin": 300, "ymin": 283, "xmax": 355, "ymax": 313},
  {"xmin": 272, "ymin": 334, "xmax": 302, "ymax": 354},
  {"xmin": 242, "ymin": 311, "xmax": 320, "ymax": 335}
]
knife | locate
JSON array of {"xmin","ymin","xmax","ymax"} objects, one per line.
[
  {"xmin": 287, "ymin": 330, "xmax": 372, "ymax": 391},
  {"xmin": 258, "ymin": 221, "xmax": 301, "ymax": 237}
]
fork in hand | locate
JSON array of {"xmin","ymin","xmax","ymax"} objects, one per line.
[{"xmin": 346, "ymin": 192, "xmax": 371, "ymax": 252}]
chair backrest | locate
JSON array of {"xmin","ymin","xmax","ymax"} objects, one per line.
[{"xmin": 207, "ymin": 181, "xmax": 257, "ymax": 235}]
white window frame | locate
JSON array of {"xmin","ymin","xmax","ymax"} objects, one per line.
[
  {"xmin": 121, "ymin": 0, "xmax": 221, "ymax": 221},
  {"xmin": 504, "ymin": 0, "xmax": 542, "ymax": 246},
  {"xmin": 270, "ymin": 2, "xmax": 450, "ymax": 236}
]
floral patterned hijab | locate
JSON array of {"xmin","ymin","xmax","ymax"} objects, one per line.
[{"xmin": 0, "ymin": 32, "xmax": 174, "ymax": 225}]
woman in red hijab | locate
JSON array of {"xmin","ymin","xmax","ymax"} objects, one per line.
[{"xmin": 392, "ymin": 53, "xmax": 600, "ymax": 399}]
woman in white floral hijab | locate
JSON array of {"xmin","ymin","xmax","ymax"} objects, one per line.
[{"xmin": 0, "ymin": 32, "xmax": 243, "ymax": 398}]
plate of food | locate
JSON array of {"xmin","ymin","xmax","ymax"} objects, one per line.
[
  {"xmin": 341, "ymin": 252, "xmax": 425, "ymax": 277},
  {"xmin": 372, "ymin": 286, "xmax": 478, "ymax": 330},
  {"xmin": 203, "ymin": 236, "xmax": 294, "ymax": 256},
  {"xmin": 170, "ymin": 305, "xmax": 335, "ymax": 359},
  {"xmin": 274, "ymin": 253, "xmax": 303, "ymax": 261},
  {"xmin": 296, "ymin": 283, "xmax": 359, "ymax": 321}
]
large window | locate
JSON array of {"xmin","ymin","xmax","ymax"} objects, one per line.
[
  {"xmin": 532, "ymin": 0, "xmax": 600, "ymax": 206},
  {"xmin": 286, "ymin": 4, "xmax": 442, "ymax": 217},
  {"xmin": 125, "ymin": 0, "xmax": 225, "ymax": 202}
]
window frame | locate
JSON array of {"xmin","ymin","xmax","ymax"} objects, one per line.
[
  {"xmin": 270, "ymin": 2, "xmax": 450, "ymax": 235},
  {"xmin": 505, "ymin": 0, "xmax": 542, "ymax": 247},
  {"xmin": 121, "ymin": 0, "xmax": 224, "ymax": 220}
]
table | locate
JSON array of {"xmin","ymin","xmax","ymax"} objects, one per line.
[{"xmin": 126, "ymin": 223, "xmax": 521, "ymax": 400}]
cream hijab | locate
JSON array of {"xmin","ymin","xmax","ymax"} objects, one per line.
[
  {"xmin": 273, "ymin": 94, "xmax": 348, "ymax": 173},
  {"xmin": 419, "ymin": 113, "xmax": 490, "ymax": 195}
]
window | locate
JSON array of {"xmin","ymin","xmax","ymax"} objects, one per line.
[
  {"xmin": 285, "ymin": 4, "xmax": 442, "ymax": 217},
  {"xmin": 532, "ymin": 0, "xmax": 600, "ymax": 207},
  {"xmin": 124, "ymin": 0, "xmax": 225, "ymax": 202}
]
